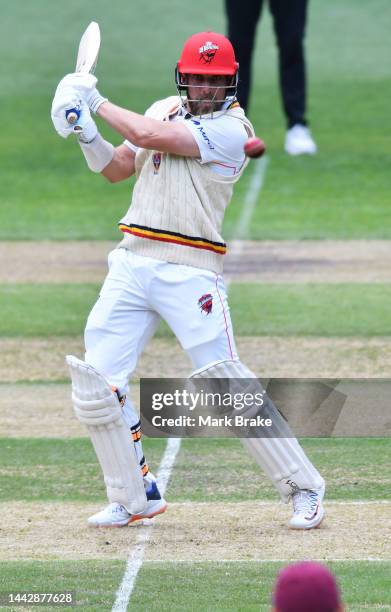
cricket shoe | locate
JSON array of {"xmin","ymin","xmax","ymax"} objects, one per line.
[
  {"xmin": 87, "ymin": 481, "xmax": 167, "ymax": 528},
  {"xmin": 289, "ymin": 484, "xmax": 325, "ymax": 530},
  {"xmin": 285, "ymin": 124, "xmax": 317, "ymax": 156}
]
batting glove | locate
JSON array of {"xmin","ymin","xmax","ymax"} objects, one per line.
[
  {"xmin": 55, "ymin": 72, "xmax": 97, "ymax": 98},
  {"xmin": 74, "ymin": 101, "xmax": 98, "ymax": 143},
  {"xmin": 55, "ymin": 73, "xmax": 108, "ymax": 114},
  {"xmin": 51, "ymin": 86, "xmax": 81, "ymax": 138},
  {"xmin": 51, "ymin": 89, "xmax": 98, "ymax": 142}
]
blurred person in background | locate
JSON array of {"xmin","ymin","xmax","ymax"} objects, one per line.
[{"xmin": 225, "ymin": 0, "xmax": 317, "ymax": 155}]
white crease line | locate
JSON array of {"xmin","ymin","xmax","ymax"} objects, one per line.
[
  {"xmin": 111, "ymin": 438, "xmax": 181, "ymax": 611},
  {"xmin": 170, "ymin": 499, "xmax": 391, "ymax": 507},
  {"xmin": 113, "ymin": 154, "xmax": 269, "ymax": 610},
  {"xmin": 325, "ymin": 500, "xmax": 391, "ymax": 505},
  {"xmin": 135, "ymin": 558, "xmax": 391, "ymax": 564}
]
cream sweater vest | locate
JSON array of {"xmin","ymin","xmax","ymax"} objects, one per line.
[{"xmin": 118, "ymin": 96, "xmax": 254, "ymax": 273}]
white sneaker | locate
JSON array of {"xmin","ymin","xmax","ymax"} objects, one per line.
[
  {"xmin": 87, "ymin": 498, "xmax": 167, "ymax": 528},
  {"xmin": 289, "ymin": 484, "xmax": 325, "ymax": 530},
  {"xmin": 285, "ymin": 124, "xmax": 317, "ymax": 156}
]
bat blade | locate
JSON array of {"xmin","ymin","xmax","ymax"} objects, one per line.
[
  {"xmin": 66, "ymin": 21, "xmax": 101, "ymax": 124},
  {"xmin": 75, "ymin": 21, "xmax": 101, "ymax": 74}
]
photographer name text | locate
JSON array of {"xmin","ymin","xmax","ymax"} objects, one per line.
[{"xmin": 151, "ymin": 415, "xmax": 272, "ymax": 428}]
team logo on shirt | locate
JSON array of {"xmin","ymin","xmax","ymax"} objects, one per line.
[
  {"xmin": 152, "ymin": 152, "xmax": 162, "ymax": 174},
  {"xmin": 198, "ymin": 293, "xmax": 213, "ymax": 315},
  {"xmin": 199, "ymin": 41, "xmax": 219, "ymax": 64}
]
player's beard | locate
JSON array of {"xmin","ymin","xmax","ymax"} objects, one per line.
[{"xmin": 187, "ymin": 95, "xmax": 225, "ymax": 116}]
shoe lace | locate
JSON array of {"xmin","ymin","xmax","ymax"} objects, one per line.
[{"xmin": 292, "ymin": 489, "xmax": 318, "ymax": 514}]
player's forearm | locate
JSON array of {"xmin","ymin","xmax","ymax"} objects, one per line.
[
  {"xmin": 97, "ymin": 101, "xmax": 164, "ymax": 149},
  {"xmin": 101, "ymin": 145, "xmax": 136, "ymax": 182}
]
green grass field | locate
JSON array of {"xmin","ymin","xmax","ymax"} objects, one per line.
[
  {"xmin": 2, "ymin": 283, "xmax": 391, "ymax": 337},
  {"xmin": 0, "ymin": 437, "xmax": 389, "ymax": 503},
  {"xmin": 1, "ymin": 561, "xmax": 390, "ymax": 611},
  {"xmin": 1, "ymin": 0, "xmax": 390, "ymax": 610},
  {"xmin": 0, "ymin": 0, "xmax": 390, "ymax": 240}
]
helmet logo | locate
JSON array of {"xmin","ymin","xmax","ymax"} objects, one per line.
[{"xmin": 199, "ymin": 41, "xmax": 219, "ymax": 64}]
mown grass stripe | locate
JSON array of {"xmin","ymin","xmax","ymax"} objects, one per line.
[
  {"xmin": 0, "ymin": 438, "xmax": 389, "ymax": 503},
  {"xmin": 0, "ymin": 560, "xmax": 390, "ymax": 610},
  {"xmin": 1, "ymin": 283, "xmax": 391, "ymax": 337},
  {"xmin": 0, "ymin": 560, "xmax": 125, "ymax": 611},
  {"xmin": 131, "ymin": 560, "xmax": 391, "ymax": 610}
]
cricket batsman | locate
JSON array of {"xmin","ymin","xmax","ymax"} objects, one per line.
[{"xmin": 51, "ymin": 31, "xmax": 325, "ymax": 529}]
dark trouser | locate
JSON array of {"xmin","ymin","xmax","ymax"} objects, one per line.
[{"xmin": 225, "ymin": 0, "xmax": 308, "ymax": 127}]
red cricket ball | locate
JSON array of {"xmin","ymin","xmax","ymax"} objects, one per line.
[{"xmin": 244, "ymin": 136, "xmax": 266, "ymax": 159}]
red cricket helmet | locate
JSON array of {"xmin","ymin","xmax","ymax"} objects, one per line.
[
  {"xmin": 177, "ymin": 31, "xmax": 238, "ymax": 76},
  {"xmin": 175, "ymin": 31, "xmax": 239, "ymax": 117}
]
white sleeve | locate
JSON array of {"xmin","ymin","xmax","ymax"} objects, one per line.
[
  {"xmin": 123, "ymin": 139, "xmax": 138, "ymax": 154},
  {"xmin": 181, "ymin": 115, "xmax": 247, "ymax": 175}
]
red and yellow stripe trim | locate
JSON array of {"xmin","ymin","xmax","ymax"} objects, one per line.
[{"xmin": 119, "ymin": 223, "xmax": 226, "ymax": 255}]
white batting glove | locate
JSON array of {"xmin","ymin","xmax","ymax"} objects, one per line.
[
  {"xmin": 51, "ymin": 86, "xmax": 81, "ymax": 138},
  {"xmin": 55, "ymin": 73, "xmax": 108, "ymax": 114},
  {"xmin": 51, "ymin": 89, "xmax": 98, "ymax": 142},
  {"xmin": 55, "ymin": 72, "xmax": 97, "ymax": 98},
  {"xmin": 74, "ymin": 101, "xmax": 98, "ymax": 143}
]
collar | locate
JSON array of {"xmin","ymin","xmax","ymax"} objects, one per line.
[{"xmin": 178, "ymin": 96, "xmax": 239, "ymax": 120}]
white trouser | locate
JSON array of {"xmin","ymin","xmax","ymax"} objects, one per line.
[
  {"xmin": 85, "ymin": 248, "xmax": 237, "ymax": 397},
  {"xmin": 84, "ymin": 248, "xmax": 322, "ymax": 499}
]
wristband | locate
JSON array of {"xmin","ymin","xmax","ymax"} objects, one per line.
[
  {"xmin": 78, "ymin": 132, "xmax": 114, "ymax": 173},
  {"xmin": 88, "ymin": 88, "xmax": 108, "ymax": 114}
]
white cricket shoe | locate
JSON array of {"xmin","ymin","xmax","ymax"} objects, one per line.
[
  {"xmin": 289, "ymin": 484, "xmax": 325, "ymax": 530},
  {"xmin": 285, "ymin": 124, "xmax": 317, "ymax": 156},
  {"xmin": 87, "ymin": 497, "xmax": 167, "ymax": 528}
]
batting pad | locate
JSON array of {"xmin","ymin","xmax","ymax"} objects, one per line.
[
  {"xmin": 66, "ymin": 355, "xmax": 147, "ymax": 514},
  {"xmin": 191, "ymin": 359, "xmax": 324, "ymax": 502}
]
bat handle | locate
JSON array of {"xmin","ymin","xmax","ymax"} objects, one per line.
[{"xmin": 66, "ymin": 107, "xmax": 81, "ymax": 124}]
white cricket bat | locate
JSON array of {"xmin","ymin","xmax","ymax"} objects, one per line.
[{"xmin": 66, "ymin": 21, "xmax": 101, "ymax": 124}]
